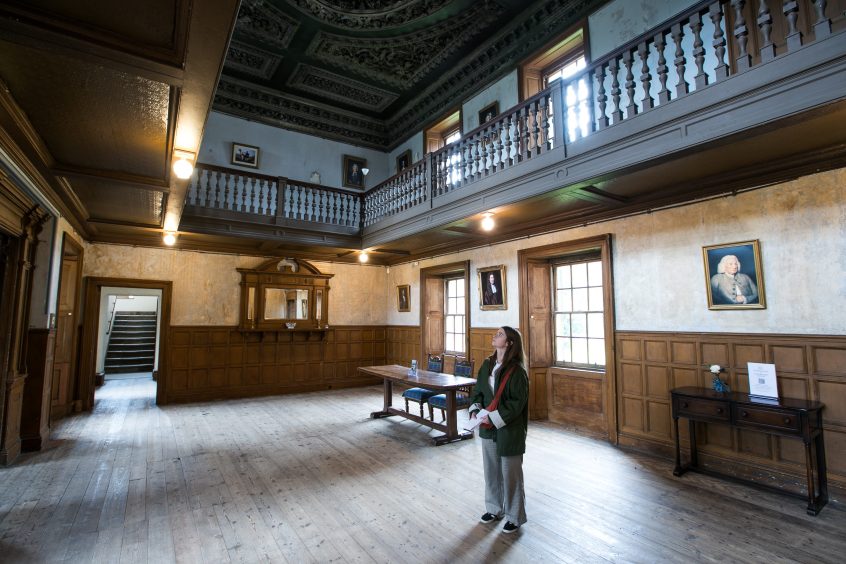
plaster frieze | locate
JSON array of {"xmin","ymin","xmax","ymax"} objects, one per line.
[
  {"xmin": 236, "ymin": 1, "xmax": 300, "ymax": 49},
  {"xmin": 288, "ymin": 0, "xmax": 451, "ymax": 30},
  {"xmin": 226, "ymin": 41, "xmax": 283, "ymax": 80},
  {"xmin": 288, "ymin": 64, "xmax": 398, "ymax": 112}
]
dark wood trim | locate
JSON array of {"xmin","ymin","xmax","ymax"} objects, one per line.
[
  {"xmin": 52, "ymin": 165, "xmax": 171, "ymax": 192},
  {"xmin": 79, "ymin": 277, "xmax": 173, "ymax": 407},
  {"xmin": 419, "ymin": 261, "xmax": 470, "ymax": 361},
  {"xmin": 518, "ymin": 234, "xmax": 616, "ymax": 440}
]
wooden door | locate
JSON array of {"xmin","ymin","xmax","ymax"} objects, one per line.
[
  {"xmin": 526, "ymin": 259, "xmax": 552, "ymax": 367},
  {"xmin": 424, "ymin": 277, "xmax": 444, "ymax": 356},
  {"xmin": 51, "ymin": 250, "xmax": 79, "ymax": 420}
]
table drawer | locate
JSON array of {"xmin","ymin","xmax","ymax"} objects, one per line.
[
  {"xmin": 734, "ymin": 405, "xmax": 801, "ymax": 434},
  {"xmin": 675, "ymin": 397, "xmax": 730, "ymax": 421}
]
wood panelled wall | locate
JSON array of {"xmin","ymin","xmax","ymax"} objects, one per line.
[
  {"xmin": 616, "ymin": 331, "xmax": 846, "ymax": 494},
  {"xmin": 166, "ymin": 326, "xmax": 386, "ymax": 403},
  {"xmin": 385, "ymin": 325, "xmax": 420, "ymax": 366}
]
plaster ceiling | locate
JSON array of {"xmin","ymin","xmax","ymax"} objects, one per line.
[{"xmin": 214, "ymin": 0, "xmax": 606, "ymax": 149}]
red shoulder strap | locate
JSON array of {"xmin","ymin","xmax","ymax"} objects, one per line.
[{"xmin": 480, "ymin": 367, "xmax": 514, "ymax": 429}]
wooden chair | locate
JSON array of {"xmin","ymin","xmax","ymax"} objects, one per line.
[
  {"xmin": 402, "ymin": 354, "xmax": 441, "ymax": 417},
  {"xmin": 427, "ymin": 358, "xmax": 474, "ymax": 421}
]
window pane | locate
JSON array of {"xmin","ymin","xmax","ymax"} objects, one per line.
[
  {"xmin": 457, "ymin": 297, "xmax": 465, "ymax": 312},
  {"xmin": 572, "ymin": 288, "xmax": 588, "ymax": 312},
  {"xmin": 587, "ymin": 312, "xmax": 604, "ymax": 338},
  {"xmin": 588, "ymin": 287, "xmax": 604, "ymax": 311},
  {"xmin": 556, "ymin": 289, "xmax": 572, "ymax": 312},
  {"xmin": 555, "ymin": 265, "xmax": 571, "ymax": 289},
  {"xmin": 556, "ymin": 338, "xmax": 571, "ymax": 363},
  {"xmin": 588, "ymin": 338, "xmax": 605, "ymax": 366},
  {"xmin": 446, "ymin": 315, "xmax": 454, "ymax": 333},
  {"xmin": 457, "ymin": 281, "xmax": 465, "ymax": 297},
  {"xmin": 587, "ymin": 261, "xmax": 602, "ymax": 285},
  {"xmin": 571, "ymin": 338, "xmax": 588, "ymax": 364},
  {"xmin": 554, "ymin": 314, "xmax": 569, "ymax": 337},
  {"xmin": 446, "ymin": 333, "xmax": 455, "ymax": 352},
  {"xmin": 571, "ymin": 262, "xmax": 587, "ymax": 287},
  {"xmin": 571, "ymin": 313, "xmax": 587, "ymax": 337}
]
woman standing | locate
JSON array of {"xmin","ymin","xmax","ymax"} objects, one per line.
[{"xmin": 468, "ymin": 326, "xmax": 529, "ymax": 534}]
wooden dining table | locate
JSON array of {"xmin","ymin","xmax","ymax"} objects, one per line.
[{"xmin": 358, "ymin": 364, "xmax": 477, "ymax": 445}]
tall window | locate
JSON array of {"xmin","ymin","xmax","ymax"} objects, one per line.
[
  {"xmin": 545, "ymin": 54, "xmax": 590, "ymax": 142},
  {"xmin": 553, "ymin": 258, "xmax": 605, "ymax": 368},
  {"xmin": 444, "ymin": 277, "xmax": 466, "ymax": 354}
]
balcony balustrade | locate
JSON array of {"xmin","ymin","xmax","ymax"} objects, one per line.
[{"xmin": 183, "ymin": 0, "xmax": 843, "ymax": 245}]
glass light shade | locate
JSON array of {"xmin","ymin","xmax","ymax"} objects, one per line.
[
  {"xmin": 163, "ymin": 232, "xmax": 177, "ymax": 246},
  {"xmin": 172, "ymin": 158, "xmax": 194, "ymax": 179},
  {"xmin": 358, "ymin": 252, "xmax": 369, "ymax": 263},
  {"xmin": 481, "ymin": 214, "xmax": 495, "ymax": 231}
]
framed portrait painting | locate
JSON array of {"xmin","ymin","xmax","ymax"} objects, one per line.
[
  {"xmin": 702, "ymin": 240, "xmax": 766, "ymax": 309},
  {"xmin": 397, "ymin": 284, "xmax": 410, "ymax": 312},
  {"xmin": 478, "ymin": 102, "xmax": 499, "ymax": 126},
  {"xmin": 477, "ymin": 265, "xmax": 507, "ymax": 310},
  {"xmin": 342, "ymin": 155, "xmax": 367, "ymax": 189},
  {"xmin": 231, "ymin": 142, "xmax": 259, "ymax": 168},
  {"xmin": 396, "ymin": 149, "xmax": 412, "ymax": 174}
]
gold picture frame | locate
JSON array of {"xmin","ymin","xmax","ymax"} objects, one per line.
[
  {"xmin": 396, "ymin": 149, "xmax": 412, "ymax": 174},
  {"xmin": 397, "ymin": 284, "xmax": 410, "ymax": 312},
  {"xmin": 702, "ymin": 240, "xmax": 766, "ymax": 309},
  {"xmin": 477, "ymin": 265, "xmax": 506, "ymax": 310}
]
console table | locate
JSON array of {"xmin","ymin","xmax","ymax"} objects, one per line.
[{"xmin": 670, "ymin": 387, "xmax": 827, "ymax": 515}]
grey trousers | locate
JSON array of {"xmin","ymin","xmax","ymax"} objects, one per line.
[{"xmin": 481, "ymin": 437, "xmax": 527, "ymax": 525}]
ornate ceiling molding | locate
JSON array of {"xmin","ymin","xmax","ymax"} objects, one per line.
[
  {"xmin": 226, "ymin": 41, "xmax": 282, "ymax": 79},
  {"xmin": 288, "ymin": 64, "xmax": 398, "ymax": 112},
  {"xmin": 215, "ymin": 77, "xmax": 389, "ymax": 148},
  {"xmin": 235, "ymin": 1, "xmax": 299, "ymax": 49},
  {"xmin": 387, "ymin": 0, "xmax": 598, "ymax": 139},
  {"xmin": 307, "ymin": 0, "xmax": 499, "ymax": 89},
  {"xmin": 287, "ymin": 0, "xmax": 451, "ymax": 30}
]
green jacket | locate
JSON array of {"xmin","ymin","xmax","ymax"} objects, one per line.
[{"xmin": 468, "ymin": 357, "xmax": 529, "ymax": 456}]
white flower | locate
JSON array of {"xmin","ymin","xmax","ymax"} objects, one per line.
[{"xmin": 709, "ymin": 364, "xmax": 722, "ymax": 374}]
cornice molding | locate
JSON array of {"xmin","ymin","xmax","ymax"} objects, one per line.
[
  {"xmin": 214, "ymin": 77, "xmax": 390, "ymax": 148},
  {"xmin": 226, "ymin": 40, "xmax": 283, "ymax": 79},
  {"xmin": 288, "ymin": 64, "xmax": 398, "ymax": 112}
]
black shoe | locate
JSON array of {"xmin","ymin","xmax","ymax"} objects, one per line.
[
  {"xmin": 502, "ymin": 521, "xmax": 520, "ymax": 534},
  {"xmin": 480, "ymin": 512, "xmax": 503, "ymax": 524}
]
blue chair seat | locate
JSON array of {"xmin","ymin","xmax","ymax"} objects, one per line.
[
  {"xmin": 402, "ymin": 387, "xmax": 438, "ymax": 402},
  {"xmin": 427, "ymin": 393, "xmax": 472, "ymax": 421},
  {"xmin": 402, "ymin": 387, "xmax": 437, "ymax": 417}
]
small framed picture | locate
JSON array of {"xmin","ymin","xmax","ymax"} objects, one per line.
[
  {"xmin": 477, "ymin": 265, "xmax": 507, "ymax": 310},
  {"xmin": 478, "ymin": 102, "xmax": 499, "ymax": 126},
  {"xmin": 397, "ymin": 284, "xmax": 410, "ymax": 312},
  {"xmin": 702, "ymin": 240, "xmax": 766, "ymax": 309},
  {"xmin": 342, "ymin": 155, "xmax": 367, "ymax": 189},
  {"xmin": 396, "ymin": 149, "xmax": 412, "ymax": 174},
  {"xmin": 231, "ymin": 142, "xmax": 259, "ymax": 168}
]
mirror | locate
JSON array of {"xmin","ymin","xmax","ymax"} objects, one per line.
[
  {"xmin": 315, "ymin": 289, "xmax": 323, "ymax": 321},
  {"xmin": 264, "ymin": 288, "xmax": 309, "ymax": 320}
]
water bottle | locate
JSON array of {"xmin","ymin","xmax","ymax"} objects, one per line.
[{"xmin": 410, "ymin": 359, "xmax": 418, "ymax": 376}]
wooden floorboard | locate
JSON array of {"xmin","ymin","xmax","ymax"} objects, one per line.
[{"xmin": 0, "ymin": 377, "xmax": 842, "ymax": 563}]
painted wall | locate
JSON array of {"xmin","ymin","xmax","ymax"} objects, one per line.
[
  {"xmin": 200, "ymin": 112, "xmax": 391, "ymax": 188},
  {"xmin": 462, "ymin": 70, "xmax": 520, "ymax": 134},
  {"xmin": 386, "ymin": 168, "xmax": 846, "ymax": 335},
  {"xmin": 387, "ymin": 131, "xmax": 425, "ymax": 175},
  {"xmin": 81, "ymin": 247, "xmax": 388, "ymax": 327},
  {"xmin": 589, "ymin": 0, "xmax": 697, "ymax": 59}
]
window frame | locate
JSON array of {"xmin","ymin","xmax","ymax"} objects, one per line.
[
  {"xmin": 443, "ymin": 275, "xmax": 466, "ymax": 355},
  {"xmin": 551, "ymin": 254, "xmax": 605, "ymax": 369}
]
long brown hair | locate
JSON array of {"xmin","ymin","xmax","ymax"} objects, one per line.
[{"xmin": 488, "ymin": 326, "xmax": 526, "ymax": 373}]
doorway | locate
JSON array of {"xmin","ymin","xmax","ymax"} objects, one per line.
[
  {"xmin": 79, "ymin": 278, "xmax": 172, "ymax": 407},
  {"xmin": 51, "ymin": 235, "xmax": 83, "ymax": 420},
  {"xmin": 97, "ymin": 288, "xmax": 162, "ymax": 382}
]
